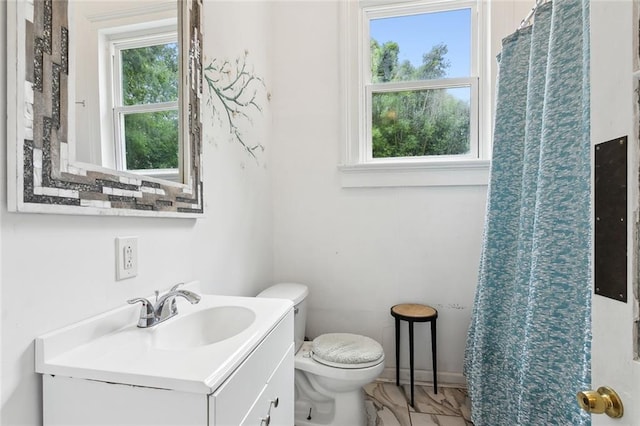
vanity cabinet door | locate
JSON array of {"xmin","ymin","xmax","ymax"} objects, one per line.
[
  {"xmin": 240, "ymin": 343, "xmax": 294, "ymax": 426},
  {"xmin": 211, "ymin": 311, "xmax": 294, "ymax": 425},
  {"xmin": 43, "ymin": 375, "xmax": 208, "ymax": 426}
]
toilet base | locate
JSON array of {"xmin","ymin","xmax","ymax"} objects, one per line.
[
  {"xmin": 293, "ymin": 389, "xmax": 366, "ymax": 426},
  {"xmin": 294, "ymin": 398, "xmax": 333, "ymax": 426}
]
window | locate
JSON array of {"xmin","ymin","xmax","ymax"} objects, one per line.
[
  {"xmin": 341, "ymin": 0, "xmax": 489, "ymax": 187},
  {"xmin": 368, "ymin": 7, "xmax": 476, "ymax": 159},
  {"xmin": 111, "ymin": 31, "xmax": 180, "ymax": 179}
]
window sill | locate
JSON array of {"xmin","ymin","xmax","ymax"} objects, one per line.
[
  {"xmin": 338, "ymin": 159, "xmax": 490, "ymax": 188},
  {"xmin": 129, "ymin": 168, "xmax": 181, "ymax": 183}
]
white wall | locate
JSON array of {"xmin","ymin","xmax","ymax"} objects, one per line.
[
  {"xmin": 0, "ymin": 0, "xmax": 533, "ymax": 422},
  {"xmin": 0, "ymin": 1, "xmax": 274, "ymax": 424},
  {"xmin": 270, "ymin": 0, "xmax": 528, "ymax": 384}
]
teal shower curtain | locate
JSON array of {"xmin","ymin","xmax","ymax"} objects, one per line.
[{"xmin": 464, "ymin": 1, "xmax": 591, "ymax": 425}]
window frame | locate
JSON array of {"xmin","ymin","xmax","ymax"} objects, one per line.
[
  {"xmin": 340, "ymin": 0, "xmax": 490, "ymax": 187},
  {"xmin": 110, "ymin": 30, "xmax": 180, "ymax": 180}
]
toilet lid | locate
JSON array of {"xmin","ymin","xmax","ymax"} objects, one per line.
[{"xmin": 311, "ymin": 333, "xmax": 384, "ymax": 369}]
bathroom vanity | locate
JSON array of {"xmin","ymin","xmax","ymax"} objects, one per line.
[{"xmin": 35, "ymin": 286, "xmax": 294, "ymax": 425}]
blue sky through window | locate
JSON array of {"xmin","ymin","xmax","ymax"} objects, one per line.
[{"xmin": 370, "ymin": 8, "xmax": 471, "ymax": 101}]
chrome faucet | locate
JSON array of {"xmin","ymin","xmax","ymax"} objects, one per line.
[{"xmin": 127, "ymin": 283, "xmax": 201, "ymax": 328}]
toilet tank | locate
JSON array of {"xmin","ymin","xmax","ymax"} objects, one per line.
[{"xmin": 257, "ymin": 283, "xmax": 308, "ymax": 352}]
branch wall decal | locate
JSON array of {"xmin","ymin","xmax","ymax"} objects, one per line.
[{"xmin": 204, "ymin": 50, "xmax": 268, "ymax": 159}]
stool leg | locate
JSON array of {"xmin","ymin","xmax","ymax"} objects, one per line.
[
  {"xmin": 409, "ymin": 321, "xmax": 415, "ymax": 407},
  {"xmin": 395, "ymin": 317, "xmax": 400, "ymax": 386},
  {"xmin": 431, "ymin": 319, "xmax": 437, "ymax": 394}
]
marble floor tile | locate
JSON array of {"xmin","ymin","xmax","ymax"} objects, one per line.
[
  {"xmin": 403, "ymin": 385, "xmax": 468, "ymax": 417},
  {"xmin": 408, "ymin": 412, "xmax": 440, "ymax": 426},
  {"xmin": 365, "ymin": 381, "xmax": 472, "ymax": 426},
  {"xmin": 379, "ymin": 407, "xmax": 405, "ymax": 426},
  {"xmin": 365, "ymin": 399, "xmax": 380, "ymax": 426},
  {"xmin": 410, "ymin": 413, "xmax": 468, "ymax": 426},
  {"xmin": 451, "ymin": 388, "xmax": 471, "ymax": 422},
  {"xmin": 364, "ymin": 382, "xmax": 412, "ymax": 426}
]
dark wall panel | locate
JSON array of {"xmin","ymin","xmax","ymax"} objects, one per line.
[{"xmin": 594, "ymin": 136, "xmax": 627, "ymax": 302}]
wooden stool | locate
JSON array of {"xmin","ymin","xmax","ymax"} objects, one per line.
[{"xmin": 390, "ymin": 303, "xmax": 438, "ymax": 406}]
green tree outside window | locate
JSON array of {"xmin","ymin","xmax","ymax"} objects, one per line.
[
  {"xmin": 121, "ymin": 42, "xmax": 179, "ymax": 170},
  {"xmin": 370, "ymin": 40, "xmax": 470, "ymax": 158}
]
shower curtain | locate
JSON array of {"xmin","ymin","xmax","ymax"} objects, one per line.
[{"xmin": 464, "ymin": 1, "xmax": 591, "ymax": 425}]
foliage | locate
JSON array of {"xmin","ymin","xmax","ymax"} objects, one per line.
[
  {"xmin": 122, "ymin": 43, "xmax": 179, "ymax": 105},
  {"xmin": 204, "ymin": 51, "xmax": 266, "ymax": 159},
  {"xmin": 124, "ymin": 111, "xmax": 179, "ymax": 170},
  {"xmin": 121, "ymin": 43, "xmax": 179, "ymax": 170},
  {"xmin": 370, "ymin": 39, "xmax": 469, "ymax": 158}
]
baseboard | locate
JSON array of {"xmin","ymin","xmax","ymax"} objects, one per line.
[{"xmin": 378, "ymin": 367, "xmax": 466, "ymax": 388}]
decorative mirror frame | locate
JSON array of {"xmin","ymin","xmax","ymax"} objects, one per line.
[{"xmin": 7, "ymin": 0, "xmax": 204, "ymax": 217}]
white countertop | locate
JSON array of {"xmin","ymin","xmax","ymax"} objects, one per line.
[{"xmin": 35, "ymin": 284, "xmax": 293, "ymax": 395}]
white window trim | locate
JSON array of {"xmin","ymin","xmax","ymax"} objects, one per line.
[{"xmin": 339, "ymin": 0, "xmax": 491, "ymax": 188}]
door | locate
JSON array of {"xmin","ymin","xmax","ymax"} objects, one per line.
[{"xmin": 590, "ymin": 1, "xmax": 640, "ymax": 424}]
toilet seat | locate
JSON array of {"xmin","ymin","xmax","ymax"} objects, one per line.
[
  {"xmin": 311, "ymin": 333, "xmax": 384, "ymax": 369},
  {"xmin": 295, "ymin": 341, "xmax": 385, "ymax": 382}
]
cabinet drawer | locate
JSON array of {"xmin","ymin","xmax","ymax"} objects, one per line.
[
  {"xmin": 212, "ymin": 310, "xmax": 293, "ymax": 426},
  {"xmin": 240, "ymin": 343, "xmax": 294, "ymax": 426}
]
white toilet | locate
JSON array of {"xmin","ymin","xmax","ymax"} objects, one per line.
[{"xmin": 257, "ymin": 283, "xmax": 385, "ymax": 426}]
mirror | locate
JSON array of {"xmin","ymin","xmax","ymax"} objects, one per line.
[
  {"xmin": 72, "ymin": 1, "xmax": 180, "ymax": 181},
  {"xmin": 7, "ymin": 0, "xmax": 204, "ymax": 217}
]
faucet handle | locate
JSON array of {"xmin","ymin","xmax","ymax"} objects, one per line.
[
  {"xmin": 127, "ymin": 297, "xmax": 156, "ymax": 328},
  {"xmin": 127, "ymin": 297, "xmax": 152, "ymax": 308}
]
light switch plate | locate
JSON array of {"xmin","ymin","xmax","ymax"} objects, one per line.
[{"xmin": 116, "ymin": 236, "xmax": 138, "ymax": 280}]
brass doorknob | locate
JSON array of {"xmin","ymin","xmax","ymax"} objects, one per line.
[{"xmin": 577, "ymin": 386, "xmax": 623, "ymax": 418}]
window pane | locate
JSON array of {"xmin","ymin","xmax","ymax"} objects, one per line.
[
  {"xmin": 370, "ymin": 9, "xmax": 471, "ymax": 83},
  {"xmin": 124, "ymin": 110, "xmax": 179, "ymax": 170},
  {"xmin": 121, "ymin": 42, "xmax": 179, "ymax": 105},
  {"xmin": 371, "ymin": 87, "xmax": 470, "ymax": 158}
]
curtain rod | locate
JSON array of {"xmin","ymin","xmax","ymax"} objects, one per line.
[{"xmin": 517, "ymin": 0, "xmax": 547, "ymax": 30}]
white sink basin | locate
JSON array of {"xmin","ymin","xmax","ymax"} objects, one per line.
[
  {"xmin": 34, "ymin": 282, "xmax": 293, "ymax": 394},
  {"xmin": 153, "ymin": 306, "xmax": 256, "ymax": 350}
]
